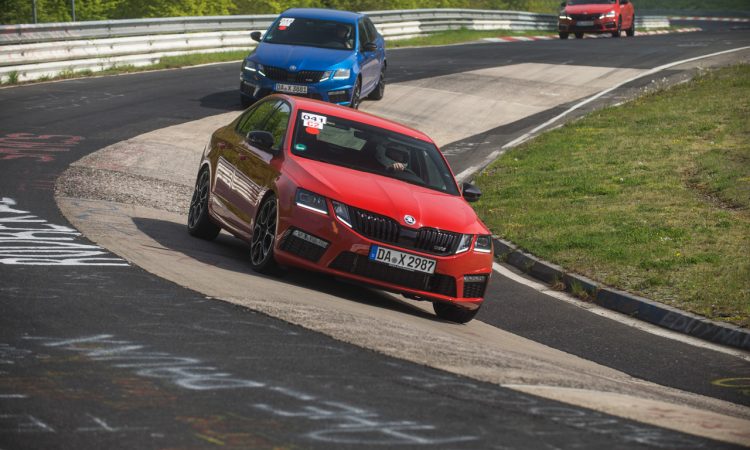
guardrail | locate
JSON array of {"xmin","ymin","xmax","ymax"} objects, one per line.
[{"xmin": 0, "ymin": 9, "xmax": 670, "ymax": 83}]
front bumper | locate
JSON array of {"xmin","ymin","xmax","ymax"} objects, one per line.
[
  {"xmin": 240, "ymin": 71, "xmax": 355, "ymax": 105},
  {"xmin": 558, "ymin": 18, "xmax": 618, "ymax": 33},
  {"xmin": 274, "ymin": 200, "xmax": 493, "ymax": 309}
]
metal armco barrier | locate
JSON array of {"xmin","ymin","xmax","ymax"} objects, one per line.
[{"xmin": 0, "ymin": 9, "xmax": 670, "ymax": 83}]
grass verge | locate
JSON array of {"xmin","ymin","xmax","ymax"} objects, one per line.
[{"xmin": 474, "ymin": 64, "xmax": 750, "ymax": 327}]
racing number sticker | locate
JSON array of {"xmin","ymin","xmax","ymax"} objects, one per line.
[
  {"xmin": 302, "ymin": 113, "xmax": 327, "ymax": 135},
  {"xmin": 278, "ymin": 18, "xmax": 294, "ymax": 30}
]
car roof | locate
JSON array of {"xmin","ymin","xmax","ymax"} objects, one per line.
[
  {"xmin": 276, "ymin": 95, "xmax": 434, "ymax": 144},
  {"xmin": 280, "ymin": 8, "xmax": 363, "ymax": 23}
]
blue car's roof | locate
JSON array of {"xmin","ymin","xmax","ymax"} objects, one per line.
[{"xmin": 280, "ymin": 8, "xmax": 362, "ymax": 23}]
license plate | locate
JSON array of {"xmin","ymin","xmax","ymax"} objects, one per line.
[
  {"xmin": 577, "ymin": 20, "xmax": 594, "ymax": 26},
  {"xmin": 275, "ymin": 83, "xmax": 308, "ymax": 94},
  {"xmin": 368, "ymin": 245, "xmax": 436, "ymax": 274}
]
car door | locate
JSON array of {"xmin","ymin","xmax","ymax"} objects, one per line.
[
  {"xmin": 219, "ymin": 98, "xmax": 277, "ymax": 230},
  {"xmin": 357, "ymin": 19, "xmax": 379, "ymax": 94},
  {"xmin": 232, "ymin": 100, "xmax": 291, "ymax": 233},
  {"xmin": 364, "ymin": 17, "xmax": 385, "ymax": 67},
  {"xmin": 622, "ymin": 0, "xmax": 634, "ymax": 29}
]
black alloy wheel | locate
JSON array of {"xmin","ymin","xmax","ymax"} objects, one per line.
[
  {"xmin": 249, "ymin": 194, "xmax": 280, "ymax": 273},
  {"xmin": 559, "ymin": 32, "xmax": 569, "ymax": 39},
  {"xmin": 368, "ymin": 67, "xmax": 386, "ymax": 100},
  {"xmin": 575, "ymin": 32, "xmax": 584, "ymax": 39},
  {"xmin": 612, "ymin": 18, "xmax": 622, "ymax": 37},
  {"xmin": 350, "ymin": 78, "xmax": 361, "ymax": 109},
  {"xmin": 187, "ymin": 168, "xmax": 221, "ymax": 240}
]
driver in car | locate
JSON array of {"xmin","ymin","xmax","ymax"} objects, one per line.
[{"xmin": 376, "ymin": 142, "xmax": 409, "ymax": 172}]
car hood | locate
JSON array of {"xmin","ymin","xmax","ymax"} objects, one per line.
[
  {"xmin": 253, "ymin": 43, "xmax": 353, "ymax": 71},
  {"xmin": 287, "ymin": 157, "xmax": 489, "ymax": 234},
  {"xmin": 565, "ymin": 4, "xmax": 617, "ymax": 14}
]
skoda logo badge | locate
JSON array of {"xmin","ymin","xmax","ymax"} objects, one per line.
[
  {"xmin": 404, "ymin": 215, "xmax": 416, "ymax": 225},
  {"xmin": 289, "ymin": 65, "xmax": 297, "ymax": 71}
]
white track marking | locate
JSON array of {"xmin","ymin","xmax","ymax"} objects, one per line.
[{"xmin": 456, "ymin": 46, "xmax": 750, "ymax": 182}]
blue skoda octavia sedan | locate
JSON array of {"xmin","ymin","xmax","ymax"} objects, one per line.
[{"xmin": 240, "ymin": 8, "xmax": 386, "ymax": 109}]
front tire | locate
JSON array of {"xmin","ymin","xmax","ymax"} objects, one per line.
[
  {"xmin": 575, "ymin": 32, "xmax": 584, "ymax": 39},
  {"xmin": 350, "ymin": 78, "xmax": 361, "ymax": 109},
  {"xmin": 612, "ymin": 18, "xmax": 621, "ymax": 37},
  {"xmin": 187, "ymin": 168, "xmax": 221, "ymax": 240},
  {"xmin": 433, "ymin": 302, "xmax": 479, "ymax": 324},
  {"xmin": 249, "ymin": 194, "xmax": 280, "ymax": 273},
  {"xmin": 368, "ymin": 66, "xmax": 386, "ymax": 100},
  {"xmin": 559, "ymin": 32, "xmax": 569, "ymax": 39}
]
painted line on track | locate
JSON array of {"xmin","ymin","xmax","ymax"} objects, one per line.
[
  {"xmin": 456, "ymin": 44, "xmax": 750, "ymax": 181},
  {"xmin": 482, "ymin": 27, "xmax": 702, "ymax": 43}
]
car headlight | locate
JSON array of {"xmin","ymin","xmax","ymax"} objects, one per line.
[
  {"xmin": 602, "ymin": 10, "xmax": 616, "ymax": 18},
  {"xmin": 332, "ymin": 201, "xmax": 352, "ymax": 227},
  {"xmin": 295, "ymin": 189, "xmax": 328, "ymax": 215},
  {"xmin": 559, "ymin": 14, "xmax": 571, "ymax": 20},
  {"xmin": 474, "ymin": 235, "xmax": 492, "ymax": 253},
  {"xmin": 243, "ymin": 60, "xmax": 265, "ymax": 76},
  {"xmin": 332, "ymin": 68, "xmax": 351, "ymax": 80},
  {"xmin": 456, "ymin": 234, "xmax": 473, "ymax": 254}
]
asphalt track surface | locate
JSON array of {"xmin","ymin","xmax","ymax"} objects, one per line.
[{"xmin": 1, "ymin": 22, "xmax": 749, "ymax": 449}]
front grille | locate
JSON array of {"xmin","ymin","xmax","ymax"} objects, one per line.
[
  {"xmin": 463, "ymin": 280, "xmax": 488, "ymax": 298},
  {"xmin": 264, "ymin": 66, "xmax": 325, "ymax": 84},
  {"xmin": 278, "ymin": 229, "xmax": 328, "ymax": 262},
  {"xmin": 571, "ymin": 13, "xmax": 599, "ymax": 20},
  {"xmin": 350, "ymin": 208, "xmax": 400, "ymax": 243},
  {"xmin": 329, "ymin": 252, "xmax": 456, "ymax": 297},
  {"xmin": 349, "ymin": 207, "xmax": 460, "ymax": 256}
]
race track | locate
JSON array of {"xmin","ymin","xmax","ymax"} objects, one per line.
[{"xmin": 2, "ymin": 23, "xmax": 750, "ymax": 449}]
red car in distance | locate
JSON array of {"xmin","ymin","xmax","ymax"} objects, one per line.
[
  {"xmin": 187, "ymin": 94, "xmax": 493, "ymax": 323},
  {"xmin": 558, "ymin": 0, "xmax": 635, "ymax": 39}
]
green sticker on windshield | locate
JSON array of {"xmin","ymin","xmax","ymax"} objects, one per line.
[{"xmin": 295, "ymin": 143, "xmax": 307, "ymax": 151}]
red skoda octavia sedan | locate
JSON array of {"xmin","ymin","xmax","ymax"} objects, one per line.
[
  {"xmin": 187, "ymin": 94, "xmax": 493, "ymax": 323},
  {"xmin": 558, "ymin": 0, "xmax": 635, "ymax": 39}
]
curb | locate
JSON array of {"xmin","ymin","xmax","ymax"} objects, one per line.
[{"xmin": 492, "ymin": 237, "xmax": 750, "ymax": 351}]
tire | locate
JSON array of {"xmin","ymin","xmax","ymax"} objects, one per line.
[
  {"xmin": 626, "ymin": 16, "xmax": 635, "ymax": 37},
  {"xmin": 612, "ymin": 18, "xmax": 621, "ymax": 38},
  {"xmin": 249, "ymin": 194, "xmax": 280, "ymax": 273},
  {"xmin": 350, "ymin": 78, "xmax": 361, "ymax": 109},
  {"xmin": 433, "ymin": 302, "xmax": 479, "ymax": 324},
  {"xmin": 575, "ymin": 32, "xmax": 584, "ymax": 39},
  {"xmin": 367, "ymin": 66, "xmax": 385, "ymax": 100},
  {"xmin": 187, "ymin": 168, "xmax": 221, "ymax": 240},
  {"xmin": 559, "ymin": 32, "xmax": 569, "ymax": 39}
]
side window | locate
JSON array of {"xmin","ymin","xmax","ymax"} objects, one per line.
[
  {"xmin": 264, "ymin": 102, "xmax": 291, "ymax": 151},
  {"xmin": 236, "ymin": 100, "xmax": 276, "ymax": 136},
  {"xmin": 358, "ymin": 20, "xmax": 370, "ymax": 49},
  {"xmin": 364, "ymin": 18, "xmax": 378, "ymax": 42}
]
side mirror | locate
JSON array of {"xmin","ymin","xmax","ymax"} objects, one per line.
[
  {"xmin": 363, "ymin": 42, "xmax": 377, "ymax": 52},
  {"xmin": 560, "ymin": 1, "xmax": 566, "ymax": 6},
  {"xmin": 462, "ymin": 182, "xmax": 482, "ymax": 202},
  {"xmin": 247, "ymin": 130, "xmax": 275, "ymax": 150},
  {"xmin": 250, "ymin": 31, "xmax": 262, "ymax": 42}
]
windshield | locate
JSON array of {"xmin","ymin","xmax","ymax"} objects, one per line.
[
  {"xmin": 565, "ymin": 0, "xmax": 616, "ymax": 4},
  {"xmin": 292, "ymin": 111, "xmax": 460, "ymax": 196},
  {"xmin": 263, "ymin": 17, "xmax": 355, "ymax": 50}
]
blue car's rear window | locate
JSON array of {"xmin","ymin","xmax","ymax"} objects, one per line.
[{"xmin": 263, "ymin": 18, "xmax": 355, "ymax": 50}]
